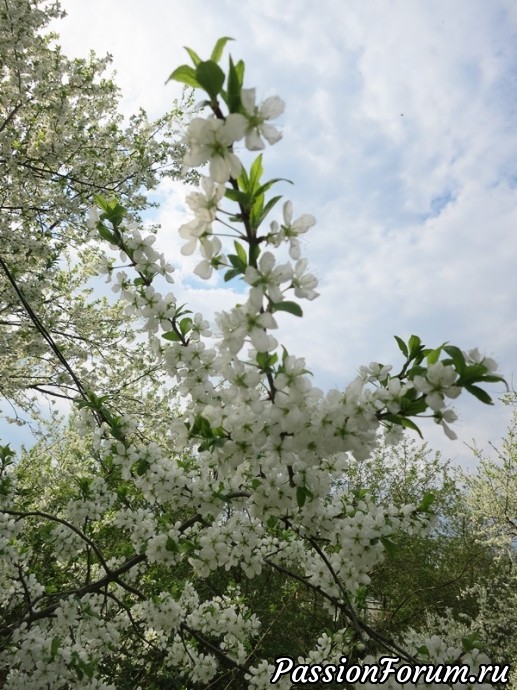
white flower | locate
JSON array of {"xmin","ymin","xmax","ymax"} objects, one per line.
[
  {"xmin": 269, "ymin": 201, "xmax": 316, "ymax": 259},
  {"xmin": 186, "ymin": 176, "xmax": 226, "ymax": 223},
  {"xmin": 194, "ymin": 237, "xmax": 223, "ymax": 280},
  {"xmin": 358, "ymin": 362, "xmax": 393, "ymax": 383},
  {"xmin": 413, "ymin": 362, "xmax": 460, "ymax": 411},
  {"xmin": 241, "ymin": 88, "xmax": 285, "ymax": 150},
  {"xmin": 87, "ymin": 206, "xmax": 100, "ymax": 230},
  {"xmin": 179, "ymin": 176, "xmax": 226, "ymax": 255},
  {"xmin": 183, "ymin": 115, "xmax": 247, "ymax": 182},
  {"xmin": 291, "ymin": 259, "xmax": 319, "ymax": 300},
  {"xmin": 435, "ymin": 408, "xmax": 458, "ymax": 440},
  {"xmin": 466, "ymin": 347, "xmax": 498, "ymax": 373},
  {"xmin": 244, "ymin": 251, "xmax": 293, "ymax": 303}
]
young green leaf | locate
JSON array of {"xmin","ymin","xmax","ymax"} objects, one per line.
[
  {"xmin": 224, "ymin": 268, "xmax": 241, "ymax": 282},
  {"xmin": 408, "ymin": 334, "xmax": 422, "ymax": 358},
  {"xmin": 166, "ymin": 64, "xmax": 201, "ymax": 88},
  {"xmin": 394, "ymin": 335, "xmax": 409, "ymax": 358},
  {"xmin": 443, "ymin": 345, "xmax": 466, "ymax": 374},
  {"xmin": 93, "ymin": 194, "xmax": 110, "ymax": 212},
  {"xmin": 234, "ymin": 241, "xmax": 247, "ymax": 264},
  {"xmin": 227, "ymin": 56, "xmax": 242, "ymax": 112},
  {"xmin": 270, "ymin": 301, "xmax": 303, "ymax": 317},
  {"xmin": 426, "ymin": 346, "xmax": 442, "ymax": 365},
  {"xmin": 97, "ymin": 225, "xmax": 116, "ymax": 245},
  {"xmin": 228, "ymin": 253, "xmax": 246, "ymax": 271},
  {"xmin": 196, "ymin": 61, "xmax": 225, "ymax": 99},
  {"xmin": 210, "ymin": 36, "xmax": 234, "ymax": 63},
  {"xmin": 249, "ymin": 154, "xmax": 264, "ymax": 194},
  {"xmin": 184, "ymin": 46, "xmax": 201, "ymax": 66},
  {"xmin": 162, "ymin": 331, "xmax": 182, "ymax": 342},
  {"xmin": 179, "ymin": 317, "xmax": 193, "ymax": 336}
]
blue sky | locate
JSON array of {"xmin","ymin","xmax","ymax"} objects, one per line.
[{"xmin": 48, "ymin": 0, "xmax": 517, "ymax": 469}]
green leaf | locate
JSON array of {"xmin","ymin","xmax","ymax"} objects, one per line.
[
  {"xmin": 253, "ymin": 194, "xmax": 283, "ymax": 227},
  {"xmin": 225, "ymin": 188, "xmax": 251, "ymax": 206},
  {"xmin": 179, "ymin": 317, "xmax": 193, "ymax": 336},
  {"xmin": 417, "ymin": 644, "xmax": 430, "ymax": 657},
  {"xmin": 0, "ymin": 444, "xmax": 16, "ymax": 463},
  {"xmin": 465, "ymin": 384, "xmax": 493, "ymax": 405},
  {"xmin": 256, "ymin": 351, "xmax": 278, "ymax": 370},
  {"xmin": 461, "ymin": 632, "xmax": 483, "ymax": 652},
  {"xmin": 227, "ymin": 56, "xmax": 242, "ymax": 112},
  {"xmin": 394, "ymin": 335, "xmax": 409, "ymax": 358},
  {"xmin": 408, "ymin": 334, "xmax": 422, "ymax": 358},
  {"xmin": 406, "ymin": 364, "xmax": 427, "ymax": 380},
  {"xmin": 270, "ymin": 301, "xmax": 303, "ymax": 317},
  {"xmin": 249, "ymin": 154, "xmax": 264, "ymax": 194},
  {"xmin": 224, "ymin": 268, "xmax": 241, "ymax": 282},
  {"xmin": 479, "ymin": 374, "xmax": 507, "ymax": 384},
  {"xmin": 296, "ymin": 485, "xmax": 312, "ymax": 508},
  {"xmin": 97, "ymin": 224, "xmax": 116, "ymax": 245},
  {"xmin": 166, "ymin": 537, "xmax": 179, "ymax": 553},
  {"xmin": 166, "ymin": 64, "xmax": 201, "ymax": 88},
  {"xmin": 173, "ymin": 303, "xmax": 192, "ymax": 320},
  {"xmin": 135, "ymin": 459, "xmax": 149, "ymax": 476},
  {"xmin": 384, "ymin": 413, "xmax": 424, "ymax": 438},
  {"xmin": 426, "ymin": 346, "xmax": 442, "ymax": 365},
  {"xmin": 380, "ymin": 536, "xmax": 397, "ymax": 558},
  {"xmin": 228, "ymin": 253, "xmax": 246, "ymax": 271},
  {"xmin": 234, "ymin": 59, "xmax": 245, "ymax": 85},
  {"xmin": 196, "ymin": 60, "xmax": 225, "ymax": 99},
  {"xmin": 94, "ymin": 194, "xmax": 110, "ymax": 212},
  {"xmin": 50, "ymin": 637, "xmax": 60, "ymax": 660},
  {"xmin": 184, "ymin": 46, "xmax": 201, "ymax": 66},
  {"xmin": 401, "ymin": 400, "xmax": 428, "ymax": 416},
  {"xmin": 267, "ymin": 515, "xmax": 278, "ymax": 529},
  {"xmin": 443, "ymin": 345, "xmax": 466, "ymax": 374},
  {"xmin": 100, "ymin": 199, "xmax": 125, "ymax": 226},
  {"xmin": 234, "ymin": 241, "xmax": 247, "ymax": 264},
  {"xmin": 211, "ymin": 36, "xmax": 234, "ymax": 63},
  {"xmin": 237, "ymin": 164, "xmax": 250, "ymax": 192},
  {"xmin": 255, "ymin": 178, "xmax": 292, "ymax": 198},
  {"xmin": 398, "ymin": 416, "xmax": 424, "ymax": 438},
  {"xmin": 162, "ymin": 331, "xmax": 181, "ymax": 342},
  {"xmin": 418, "ymin": 492, "xmax": 435, "ymax": 512},
  {"xmin": 191, "ymin": 414, "xmax": 212, "ymax": 438}
]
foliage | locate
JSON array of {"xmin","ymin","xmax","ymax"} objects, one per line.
[{"xmin": 0, "ymin": 6, "xmax": 510, "ymax": 689}]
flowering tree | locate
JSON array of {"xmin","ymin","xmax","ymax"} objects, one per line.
[
  {"xmin": 459, "ymin": 396, "xmax": 517, "ymax": 682},
  {"xmin": 0, "ymin": 0, "xmax": 189, "ymax": 427},
  {"xmin": 0, "ymin": 18, "xmax": 508, "ymax": 690}
]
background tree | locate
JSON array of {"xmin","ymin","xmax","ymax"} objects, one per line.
[
  {"xmin": 460, "ymin": 394, "xmax": 517, "ymax": 685},
  {"xmin": 338, "ymin": 441, "xmax": 495, "ymax": 632},
  {"xmin": 0, "ymin": 0, "xmax": 189, "ymax": 427}
]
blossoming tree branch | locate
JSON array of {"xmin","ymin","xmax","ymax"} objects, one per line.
[{"xmin": 0, "ymin": 29, "xmax": 506, "ymax": 690}]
